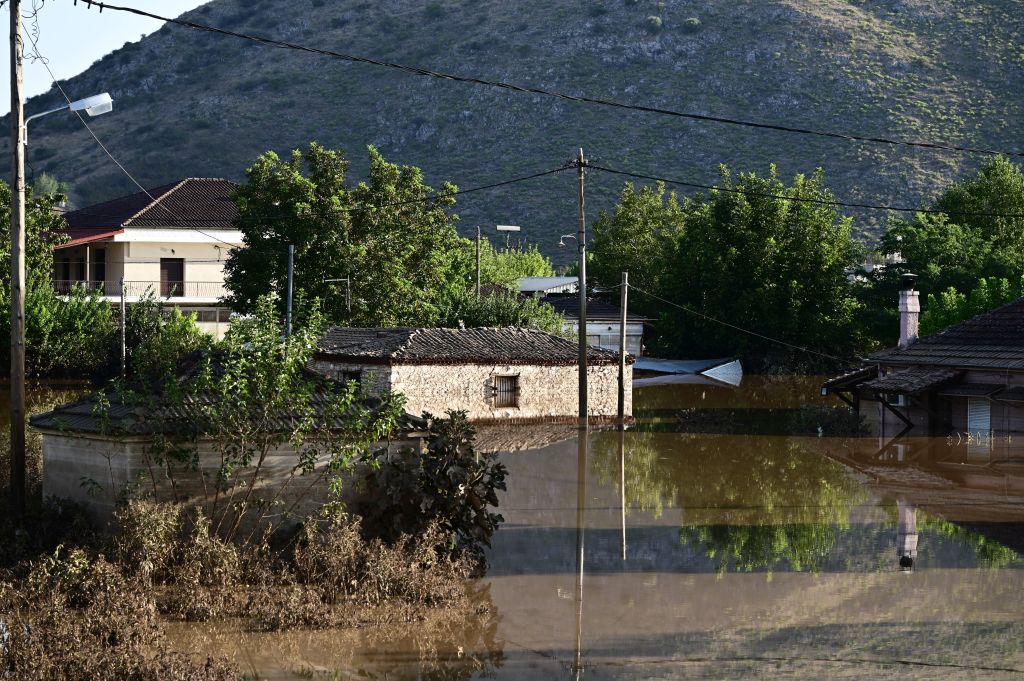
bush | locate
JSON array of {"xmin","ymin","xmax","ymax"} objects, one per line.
[
  {"xmin": 357, "ymin": 412, "xmax": 507, "ymax": 567},
  {"xmin": 683, "ymin": 16, "xmax": 702, "ymax": 32},
  {"xmin": 435, "ymin": 289, "xmax": 568, "ymax": 336},
  {"xmin": 645, "ymin": 15, "xmax": 663, "ymax": 32}
]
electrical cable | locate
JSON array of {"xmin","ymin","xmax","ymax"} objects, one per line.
[
  {"xmin": 23, "ymin": 31, "xmax": 239, "ymax": 247},
  {"xmin": 628, "ymin": 284, "xmax": 861, "ymax": 367},
  {"xmin": 56, "ymin": 164, "xmax": 573, "ymax": 226},
  {"xmin": 72, "ymin": 0, "xmax": 1024, "ymax": 159},
  {"xmin": 588, "ymin": 164, "xmax": 1024, "ymax": 219}
]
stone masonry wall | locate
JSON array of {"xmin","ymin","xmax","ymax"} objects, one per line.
[{"xmin": 389, "ymin": 363, "xmax": 630, "ymax": 421}]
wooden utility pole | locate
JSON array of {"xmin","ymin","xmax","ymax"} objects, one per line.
[
  {"xmin": 10, "ymin": 0, "xmax": 27, "ymax": 518},
  {"xmin": 475, "ymin": 225, "xmax": 481, "ymax": 298},
  {"xmin": 618, "ymin": 271, "xmax": 628, "ymax": 421},
  {"xmin": 576, "ymin": 148, "xmax": 588, "ymax": 427}
]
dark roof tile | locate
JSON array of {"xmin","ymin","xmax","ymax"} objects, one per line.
[{"xmin": 64, "ymin": 178, "xmax": 239, "ymax": 231}]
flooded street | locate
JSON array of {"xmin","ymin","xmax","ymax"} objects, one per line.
[{"xmin": 165, "ymin": 376, "xmax": 1024, "ymax": 679}]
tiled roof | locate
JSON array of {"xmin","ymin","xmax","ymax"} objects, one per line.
[
  {"xmin": 539, "ymin": 296, "xmax": 647, "ymax": 322},
  {"xmin": 862, "ymin": 367, "xmax": 961, "ymax": 396},
  {"xmin": 317, "ymin": 327, "xmax": 627, "ymax": 365},
  {"xmin": 821, "ymin": 366, "xmax": 877, "ymax": 394},
  {"xmin": 30, "ymin": 389, "xmax": 424, "ymax": 436},
  {"xmin": 64, "ymin": 178, "xmax": 239, "ymax": 230},
  {"xmin": 870, "ymin": 297, "xmax": 1024, "ymax": 370}
]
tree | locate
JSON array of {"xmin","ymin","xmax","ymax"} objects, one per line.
[
  {"xmin": 434, "ymin": 289, "xmax": 567, "ymax": 336},
  {"xmin": 473, "ymin": 238, "xmax": 554, "ymax": 290},
  {"xmin": 590, "ymin": 181, "xmax": 684, "ymax": 315},
  {"xmin": 879, "ymin": 157, "xmax": 1024, "ymax": 295},
  {"xmin": 0, "ymin": 181, "xmax": 116, "ymax": 377},
  {"xmin": 919, "ymin": 276, "xmax": 1024, "ymax": 336},
  {"xmin": 224, "ymin": 144, "xmax": 471, "ymax": 327},
  {"xmin": 661, "ymin": 166, "xmax": 864, "ymax": 368}
]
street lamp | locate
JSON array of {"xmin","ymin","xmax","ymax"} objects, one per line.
[
  {"xmin": 23, "ymin": 92, "xmax": 113, "ymax": 142},
  {"xmin": 8, "ymin": 88, "xmax": 113, "ymax": 517}
]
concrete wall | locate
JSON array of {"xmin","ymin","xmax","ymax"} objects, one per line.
[
  {"xmin": 311, "ymin": 359, "xmax": 631, "ymax": 421},
  {"xmin": 563, "ymin": 320, "xmax": 644, "ymax": 356}
]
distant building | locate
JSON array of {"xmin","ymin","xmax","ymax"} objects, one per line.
[
  {"xmin": 54, "ymin": 178, "xmax": 242, "ymax": 337},
  {"xmin": 540, "ymin": 295, "xmax": 646, "ymax": 356},
  {"xmin": 310, "ymin": 326, "xmax": 633, "ymax": 422},
  {"xmin": 823, "ymin": 276, "xmax": 1024, "ymax": 441},
  {"xmin": 518, "ymin": 276, "xmax": 578, "ymax": 295}
]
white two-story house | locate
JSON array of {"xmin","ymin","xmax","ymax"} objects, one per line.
[{"xmin": 54, "ymin": 178, "xmax": 242, "ymax": 337}]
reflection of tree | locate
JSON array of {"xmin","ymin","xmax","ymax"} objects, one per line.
[
  {"xmin": 593, "ymin": 431, "xmax": 866, "ymax": 572},
  {"xmin": 920, "ymin": 517, "xmax": 1022, "ymax": 569}
]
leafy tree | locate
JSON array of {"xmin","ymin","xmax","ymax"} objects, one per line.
[
  {"xmin": 472, "ymin": 238, "xmax": 554, "ymax": 290},
  {"xmin": 224, "ymin": 143, "xmax": 470, "ymax": 327},
  {"xmin": 434, "ymin": 289, "xmax": 567, "ymax": 336},
  {"xmin": 919, "ymin": 275, "xmax": 1024, "ymax": 335},
  {"xmin": 878, "ymin": 157, "xmax": 1024, "ymax": 295},
  {"xmin": 662, "ymin": 166, "xmax": 864, "ymax": 368},
  {"xmin": 0, "ymin": 180, "xmax": 116, "ymax": 377},
  {"xmin": 590, "ymin": 181, "xmax": 684, "ymax": 315},
  {"xmin": 122, "ymin": 292, "xmax": 212, "ymax": 384}
]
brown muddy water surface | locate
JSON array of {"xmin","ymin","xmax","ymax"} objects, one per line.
[{"xmin": 154, "ymin": 377, "xmax": 1024, "ymax": 678}]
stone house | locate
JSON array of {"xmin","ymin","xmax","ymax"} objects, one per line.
[
  {"xmin": 54, "ymin": 178, "xmax": 242, "ymax": 338},
  {"xmin": 30, "ymin": 389, "xmax": 425, "ymax": 519},
  {"xmin": 823, "ymin": 276, "xmax": 1024, "ymax": 441},
  {"xmin": 310, "ymin": 327, "xmax": 633, "ymax": 422}
]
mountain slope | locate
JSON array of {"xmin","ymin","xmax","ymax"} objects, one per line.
[{"xmin": 5, "ymin": 0, "xmax": 1023, "ymax": 263}]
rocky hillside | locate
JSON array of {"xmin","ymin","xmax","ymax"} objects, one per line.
[{"xmin": 5, "ymin": 0, "xmax": 1023, "ymax": 262}]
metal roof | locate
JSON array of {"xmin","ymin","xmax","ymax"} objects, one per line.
[
  {"xmin": 539, "ymin": 296, "xmax": 648, "ymax": 322},
  {"xmin": 518, "ymin": 276, "xmax": 579, "ymax": 293}
]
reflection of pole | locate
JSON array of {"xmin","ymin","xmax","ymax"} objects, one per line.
[
  {"xmin": 573, "ymin": 430, "xmax": 587, "ymax": 676},
  {"xmin": 619, "ymin": 425, "xmax": 626, "ymax": 561}
]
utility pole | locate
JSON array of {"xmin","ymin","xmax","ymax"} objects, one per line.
[
  {"xmin": 618, "ymin": 271, "xmax": 628, "ymax": 421},
  {"xmin": 576, "ymin": 148, "xmax": 588, "ymax": 427},
  {"xmin": 120, "ymin": 278, "xmax": 127, "ymax": 380},
  {"xmin": 285, "ymin": 244, "xmax": 294, "ymax": 339},
  {"xmin": 9, "ymin": 0, "xmax": 27, "ymax": 518},
  {"xmin": 475, "ymin": 225, "xmax": 481, "ymax": 298}
]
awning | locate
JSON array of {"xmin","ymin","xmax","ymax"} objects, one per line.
[
  {"xmin": 937, "ymin": 383, "xmax": 1003, "ymax": 398},
  {"xmin": 820, "ymin": 366, "xmax": 877, "ymax": 396},
  {"xmin": 862, "ymin": 367, "xmax": 960, "ymax": 396},
  {"xmin": 54, "ymin": 229, "xmax": 123, "ymax": 249}
]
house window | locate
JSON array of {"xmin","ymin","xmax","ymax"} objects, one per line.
[
  {"xmin": 160, "ymin": 258, "xmax": 185, "ymax": 297},
  {"xmin": 493, "ymin": 375, "xmax": 520, "ymax": 408},
  {"xmin": 586, "ymin": 334, "xmax": 601, "ymax": 347},
  {"xmin": 91, "ymin": 248, "xmax": 106, "ymax": 286},
  {"xmin": 341, "ymin": 369, "xmax": 362, "ymax": 384}
]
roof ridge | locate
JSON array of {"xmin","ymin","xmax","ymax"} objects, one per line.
[
  {"xmin": 123, "ymin": 178, "xmax": 189, "ymax": 227},
  {"xmin": 390, "ymin": 328, "xmax": 423, "ymax": 358},
  {"xmin": 927, "ymin": 294, "xmax": 1024, "ymax": 341}
]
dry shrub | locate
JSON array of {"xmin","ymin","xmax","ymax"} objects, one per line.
[{"xmin": 0, "ymin": 547, "xmax": 237, "ymax": 680}]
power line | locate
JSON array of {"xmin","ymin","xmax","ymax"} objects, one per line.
[
  {"xmin": 628, "ymin": 284, "xmax": 861, "ymax": 367},
  {"xmin": 72, "ymin": 0, "xmax": 1024, "ymax": 159},
  {"xmin": 24, "ymin": 31, "xmax": 239, "ymax": 247},
  {"xmin": 589, "ymin": 164, "xmax": 1024, "ymax": 219},
  {"xmin": 55, "ymin": 165, "xmax": 572, "ymax": 226}
]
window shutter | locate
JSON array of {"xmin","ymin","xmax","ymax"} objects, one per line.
[{"xmin": 967, "ymin": 398, "xmax": 991, "ymax": 436}]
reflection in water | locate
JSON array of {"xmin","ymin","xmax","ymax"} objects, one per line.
[{"xmin": 163, "ymin": 376, "xmax": 1024, "ymax": 678}]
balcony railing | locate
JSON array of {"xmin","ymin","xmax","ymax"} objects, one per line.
[{"xmin": 53, "ymin": 280, "xmax": 228, "ymax": 299}]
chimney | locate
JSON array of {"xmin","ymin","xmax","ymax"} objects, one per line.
[{"xmin": 898, "ymin": 273, "xmax": 919, "ymax": 349}]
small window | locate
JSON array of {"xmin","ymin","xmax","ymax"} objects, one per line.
[
  {"xmin": 341, "ymin": 369, "xmax": 362, "ymax": 384},
  {"xmin": 494, "ymin": 375, "xmax": 520, "ymax": 408},
  {"xmin": 218, "ymin": 309, "xmax": 232, "ymax": 323},
  {"xmin": 586, "ymin": 334, "xmax": 601, "ymax": 347}
]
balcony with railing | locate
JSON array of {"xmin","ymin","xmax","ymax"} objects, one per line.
[{"xmin": 52, "ymin": 280, "xmax": 228, "ymax": 300}]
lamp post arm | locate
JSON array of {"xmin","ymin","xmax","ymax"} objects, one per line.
[{"xmin": 22, "ymin": 104, "xmax": 71, "ymax": 144}]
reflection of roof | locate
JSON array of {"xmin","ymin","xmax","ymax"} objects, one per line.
[
  {"xmin": 518, "ymin": 276, "xmax": 578, "ymax": 293},
  {"xmin": 540, "ymin": 296, "xmax": 647, "ymax": 322},
  {"xmin": 63, "ymin": 178, "xmax": 239, "ymax": 230},
  {"xmin": 862, "ymin": 367, "xmax": 960, "ymax": 395},
  {"xmin": 871, "ymin": 297, "xmax": 1024, "ymax": 369},
  {"xmin": 317, "ymin": 327, "xmax": 627, "ymax": 365}
]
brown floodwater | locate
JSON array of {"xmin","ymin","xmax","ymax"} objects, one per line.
[{"xmin": 125, "ymin": 377, "xmax": 1024, "ymax": 677}]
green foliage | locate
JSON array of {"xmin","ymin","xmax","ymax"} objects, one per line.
[
  {"xmin": 123, "ymin": 292, "xmax": 211, "ymax": 385},
  {"xmin": 225, "ymin": 143, "xmax": 470, "ymax": 327},
  {"xmin": 434, "ymin": 289, "xmax": 567, "ymax": 335},
  {"xmin": 919, "ymin": 275, "xmax": 1024, "ymax": 335},
  {"xmin": 607, "ymin": 167, "xmax": 864, "ymax": 368},
  {"xmin": 879, "ymin": 157, "xmax": 1024, "ymax": 295},
  {"xmin": 358, "ymin": 411, "xmax": 507, "ymax": 565},
  {"xmin": 590, "ymin": 181, "xmax": 683, "ymax": 318},
  {"xmin": 0, "ymin": 181, "xmax": 117, "ymax": 378},
  {"xmin": 473, "ymin": 238, "xmax": 555, "ymax": 289},
  {"xmin": 645, "ymin": 15, "xmax": 662, "ymax": 32}
]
